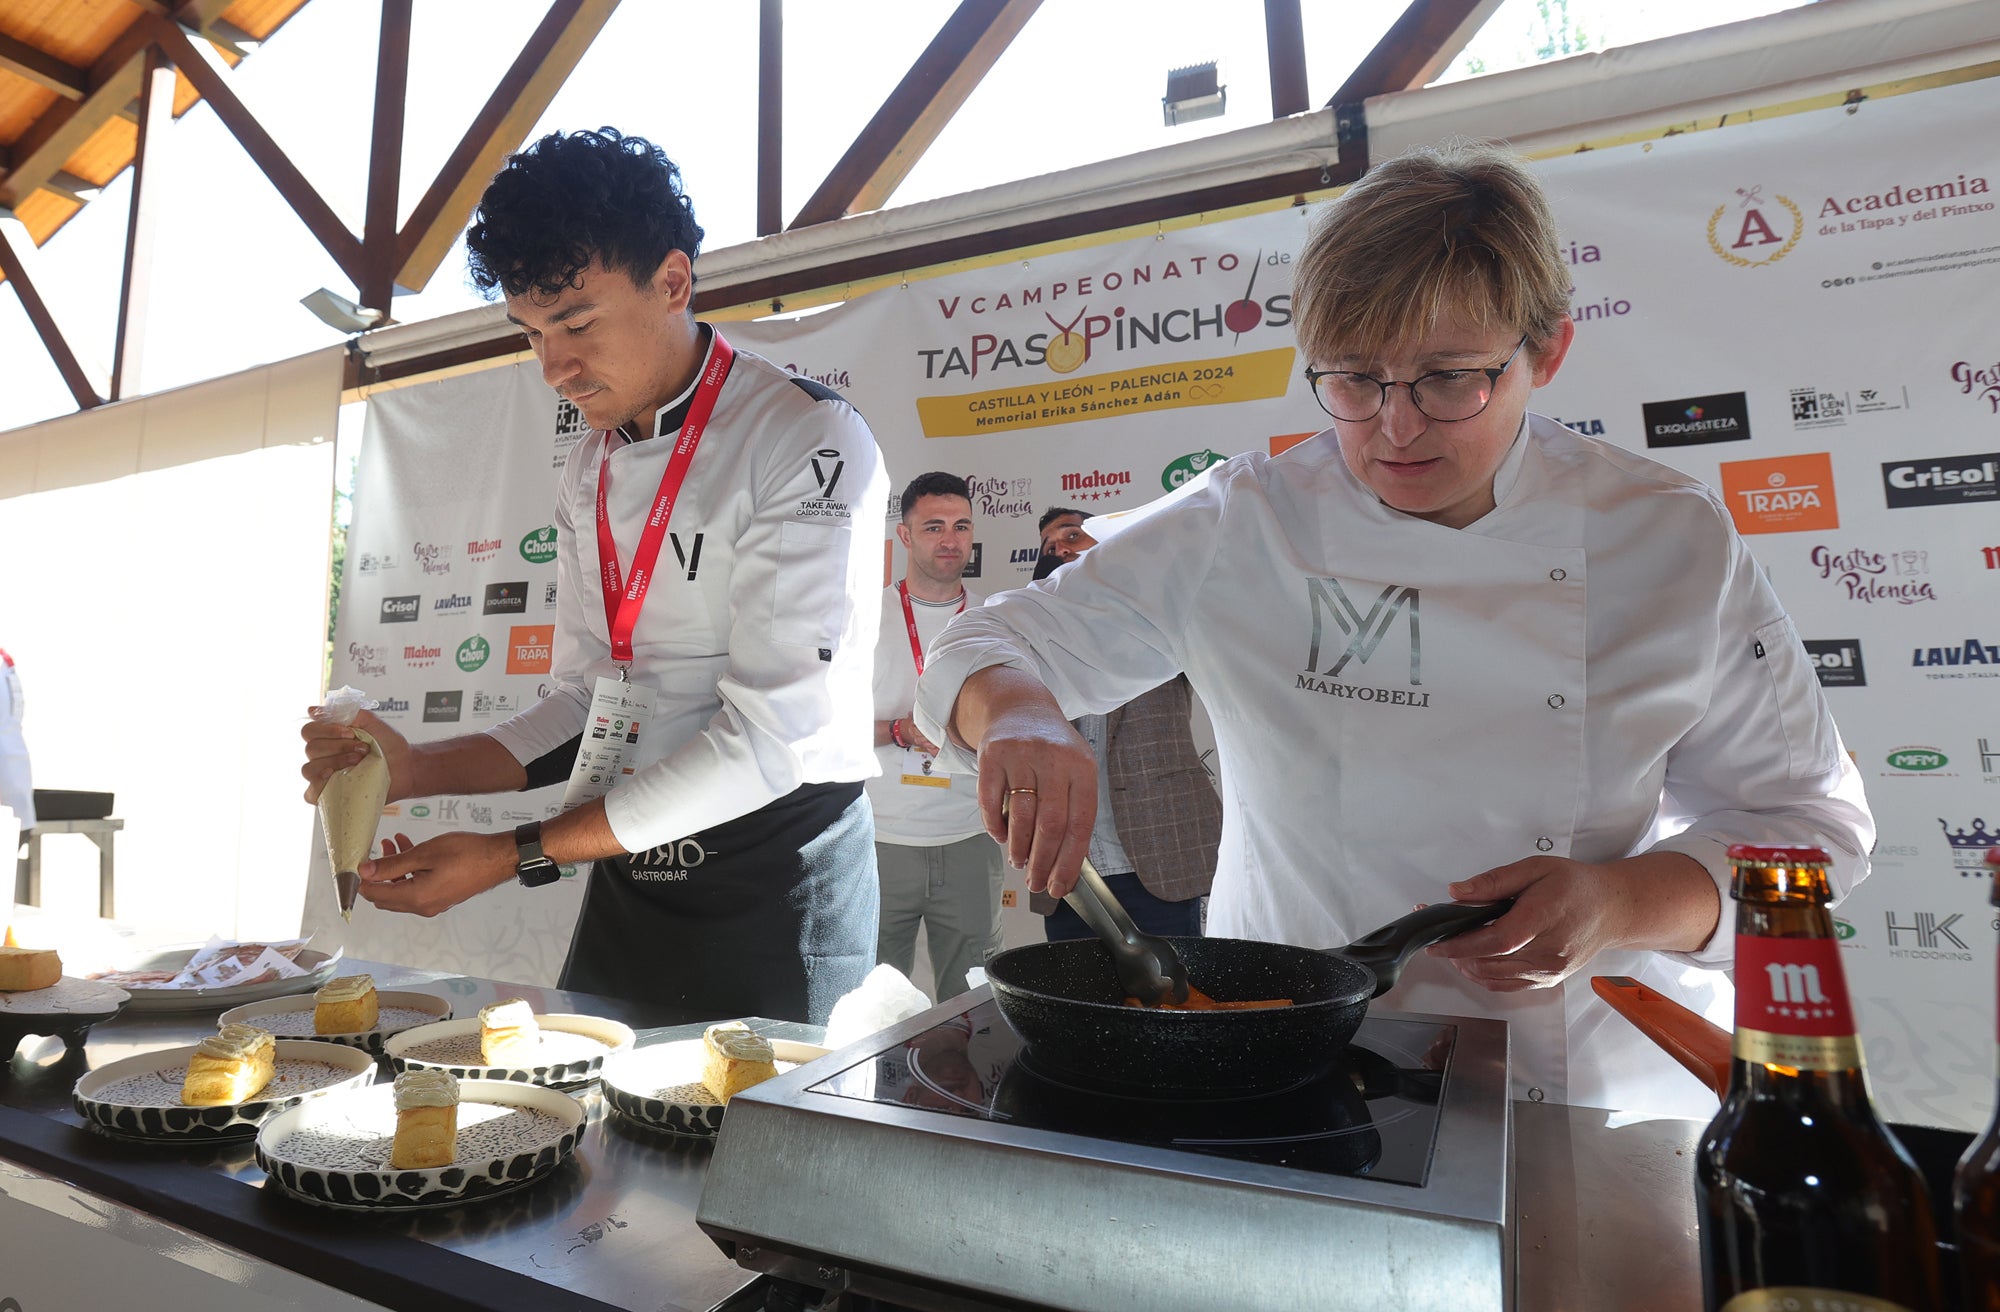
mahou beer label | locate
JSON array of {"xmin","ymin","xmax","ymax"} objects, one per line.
[
  {"xmin": 1733, "ymin": 934, "xmax": 1865, "ymax": 1071},
  {"xmin": 1722, "ymin": 1291, "xmax": 1914, "ymax": 1312}
]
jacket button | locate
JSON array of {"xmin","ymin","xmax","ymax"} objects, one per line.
[
  {"xmin": 1547, "ymin": 693, "xmax": 1565, "ymax": 709},
  {"xmin": 1549, "ymin": 568, "xmax": 1567, "ymax": 581},
  {"xmin": 1536, "ymin": 836, "xmax": 1554, "ymax": 852}
]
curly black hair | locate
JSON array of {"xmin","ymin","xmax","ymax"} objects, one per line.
[{"xmin": 465, "ymin": 128, "xmax": 704, "ymax": 299}]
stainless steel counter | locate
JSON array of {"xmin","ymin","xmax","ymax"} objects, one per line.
[{"xmin": 0, "ymin": 963, "xmax": 1802, "ymax": 1311}]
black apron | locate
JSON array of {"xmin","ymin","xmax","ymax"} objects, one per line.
[{"xmin": 559, "ymin": 781, "xmax": 878, "ymax": 1027}]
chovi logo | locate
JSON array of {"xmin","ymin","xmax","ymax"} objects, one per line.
[
  {"xmin": 1162, "ymin": 449, "xmax": 1227, "ymax": 491},
  {"xmin": 520, "ymin": 526, "xmax": 558, "ymax": 564},
  {"xmin": 1708, "ymin": 185, "xmax": 1804, "ymax": 268},
  {"xmin": 456, "ymin": 635, "xmax": 490, "ymax": 672}
]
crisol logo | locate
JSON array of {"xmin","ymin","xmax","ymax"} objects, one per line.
[
  {"xmin": 1885, "ymin": 747, "xmax": 1949, "ymax": 772},
  {"xmin": 1881, "ymin": 451, "xmax": 2000, "ymax": 508},
  {"xmin": 520, "ymin": 526, "xmax": 559, "ymax": 564},
  {"xmin": 1162, "ymin": 449, "xmax": 1227, "ymax": 491},
  {"xmin": 456, "ymin": 635, "xmax": 490, "ymax": 673},
  {"xmin": 1804, "ymin": 639, "xmax": 1866, "ymax": 687},
  {"xmin": 1707, "ymin": 185, "xmax": 1803, "ymax": 268},
  {"xmin": 379, "ymin": 595, "xmax": 420, "ymax": 624}
]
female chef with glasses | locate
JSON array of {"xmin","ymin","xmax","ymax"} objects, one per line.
[{"xmin": 911, "ymin": 142, "xmax": 1872, "ymax": 1117}]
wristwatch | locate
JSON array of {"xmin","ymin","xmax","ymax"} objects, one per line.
[{"xmin": 513, "ymin": 821, "xmax": 561, "ymax": 888}]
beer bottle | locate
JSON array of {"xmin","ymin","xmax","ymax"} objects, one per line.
[
  {"xmin": 1954, "ymin": 849, "xmax": 2000, "ymax": 1308},
  {"xmin": 1696, "ymin": 843, "xmax": 1944, "ymax": 1311}
]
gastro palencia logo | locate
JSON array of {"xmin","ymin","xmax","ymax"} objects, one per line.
[{"xmin": 1708, "ymin": 185, "xmax": 1803, "ymax": 268}]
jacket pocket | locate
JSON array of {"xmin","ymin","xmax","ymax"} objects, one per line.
[
  {"xmin": 772, "ymin": 520, "xmax": 852, "ymax": 648},
  {"xmin": 1753, "ymin": 616, "xmax": 1838, "ymax": 781}
]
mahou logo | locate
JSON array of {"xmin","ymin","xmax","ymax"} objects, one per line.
[
  {"xmin": 1061, "ymin": 469, "xmax": 1132, "ymax": 503},
  {"xmin": 403, "ymin": 643, "xmax": 442, "ymax": 670},
  {"xmin": 467, "ymin": 537, "xmax": 502, "ymax": 562},
  {"xmin": 1707, "ymin": 185, "xmax": 1803, "ymax": 268},
  {"xmin": 1720, "ymin": 453, "xmax": 1839, "ymax": 534}
]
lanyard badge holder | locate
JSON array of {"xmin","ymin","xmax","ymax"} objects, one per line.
[
  {"xmin": 897, "ymin": 580, "xmax": 964, "ymax": 788},
  {"xmin": 562, "ymin": 333, "xmax": 734, "ymax": 813}
]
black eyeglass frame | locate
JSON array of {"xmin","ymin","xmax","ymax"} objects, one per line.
[{"xmin": 1302, "ymin": 335, "xmax": 1530, "ymax": 423}]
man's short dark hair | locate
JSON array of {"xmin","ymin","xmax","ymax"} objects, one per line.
[
  {"xmin": 1038, "ymin": 505, "xmax": 1093, "ymax": 533},
  {"xmin": 1031, "ymin": 550, "xmax": 1066, "ymax": 581},
  {"xmin": 466, "ymin": 128, "xmax": 704, "ymax": 299},
  {"xmin": 900, "ymin": 472, "xmax": 971, "ymax": 520}
]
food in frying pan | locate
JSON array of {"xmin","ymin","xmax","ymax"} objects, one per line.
[
  {"xmin": 0, "ymin": 945, "xmax": 60, "ymax": 992},
  {"xmin": 1122, "ymin": 984, "xmax": 1294, "ymax": 1011},
  {"xmin": 314, "ymin": 974, "xmax": 379, "ymax": 1034},
  {"xmin": 390, "ymin": 1068, "xmax": 460, "ymax": 1168},
  {"xmin": 479, "ymin": 998, "xmax": 539, "ymax": 1065},
  {"xmin": 701, "ymin": 1022, "xmax": 779, "ymax": 1102},
  {"xmin": 181, "ymin": 1023, "xmax": 277, "ymax": 1105}
]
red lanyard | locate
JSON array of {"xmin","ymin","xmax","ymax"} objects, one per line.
[
  {"xmin": 596, "ymin": 331, "xmax": 735, "ymax": 666},
  {"xmin": 898, "ymin": 579, "xmax": 966, "ymax": 678}
]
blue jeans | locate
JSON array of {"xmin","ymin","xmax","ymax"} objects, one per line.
[{"xmin": 1044, "ymin": 870, "xmax": 1203, "ymax": 940}]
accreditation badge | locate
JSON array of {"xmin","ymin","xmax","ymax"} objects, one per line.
[
  {"xmin": 562, "ymin": 676, "xmax": 658, "ymax": 811},
  {"xmin": 900, "ymin": 747, "xmax": 951, "ymax": 788}
]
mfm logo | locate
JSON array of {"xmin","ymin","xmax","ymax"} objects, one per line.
[
  {"xmin": 1720, "ymin": 453, "xmax": 1839, "ymax": 534},
  {"xmin": 380, "ymin": 595, "xmax": 420, "ymax": 623},
  {"xmin": 1293, "ymin": 578, "xmax": 1432, "ymax": 710},
  {"xmin": 507, "ymin": 625, "xmax": 554, "ymax": 674},
  {"xmin": 1953, "ymin": 358, "xmax": 2000, "ymax": 414},
  {"xmin": 1881, "ymin": 745, "xmax": 1954, "ymax": 777},
  {"xmin": 347, "ymin": 642, "xmax": 387, "ymax": 679},
  {"xmin": 1642, "ymin": 392, "xmax": 1751, "ymax": 447},
  {"xmin": 483, "ymin": 582, "xmax": 528, "ymax": 616},
  {"xmin": 1707, "ymin": 186, "xmax": 1803, "ymax": 268},
  {"xmin": 1882, "ymin": 452, "xmax": 2000, "ymax": 508},
  {"xmin": 1803, "ymin": 639, "xmax": 1866, "ymax": 687}
]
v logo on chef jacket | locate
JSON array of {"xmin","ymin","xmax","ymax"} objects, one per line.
[
  {"xmin": 1294, "ymin": 577, "xmax": 1430, "ymax": 709},
  {"xmin": 798, "ymin": 448, "xmax": 854, "ymax": 520}
]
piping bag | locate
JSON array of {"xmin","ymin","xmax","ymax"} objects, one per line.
[{"xmin": 315, "ymin": 686, "xmax": 390, "ymax": 922}]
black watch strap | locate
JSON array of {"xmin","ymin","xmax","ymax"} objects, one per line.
[{"xmin": 514, "ymin": 821, "xmax": 561, "ymax": 887}]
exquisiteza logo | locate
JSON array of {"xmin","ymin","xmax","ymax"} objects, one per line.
[
  {"xmin": 422, "ymin": 691, "xmax": 463, "ymax": 724},
  {"xmin": 1641, "ymin": 392, "xmax": 1751, "ymax": 447},
  {"xmin": 1808, "ymin": 545, "xmax": 1936, "ymax": 605},
  {"xmin": 1720, "ymin": 453, "xmax": 1839, "ymax": 534},
  {"xmin": 1881, "ymin": 452, "xmax": 2000, "ymax": 508},
  {"xmin": 379, "ymin": 595, "xmax": 420, "ymax": 624},
  {"xmin": 520, "ymin": 526, "xmax": 559, "ymax": 564},
  {"xmin": 456, "ymin": 635, "xmax": 490, "ymax": 673},
  {"xmin": 1707, "ymin": 185, "xmax": 1803, "ymax": 268},
  {"xmin": 1804, "ymin": 639, "xmax": 1866, "ymax": 687},
  {"xmin": 1294, "ymin": 577, "xmax": 1431, "ymax": 709},
  {"xmin": 1162, "ymin": 449, "xmax": 1227, "ymax": 491},
  {"xmin": 483, "ymin": 581, "xmax": 528, "ymax": 616}
]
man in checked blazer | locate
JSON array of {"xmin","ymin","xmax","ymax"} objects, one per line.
[{"xmin": 1027, "ymin": 510, "xmax": 1223, "ymax": 939}]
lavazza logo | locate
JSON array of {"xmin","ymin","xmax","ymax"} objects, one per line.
[
  {"xmin": 1808, "ymin": 545, "xmax": 1936, "ymax": 605},
  {"xmin": 1293, "ymin": 578, "xmax": 1431, "ymax": 709},
  {"xmin": 1882, "ymin": 450, "xmax": 2000, "ymax": 508},
  {"xmin": 432, "ymin": 592, "xmax": 472, "ymax": 613},
  {"xmin": 379, "ymin": 595, "xmax": 420, "ymax": 624},
  {"xmin": 1913, "ymin": 635, "xmax": 2000, "ymax": 678}
]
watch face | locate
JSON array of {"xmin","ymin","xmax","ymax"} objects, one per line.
[{"xmin": 517, "ymin": 860, "xmax": 561, "ymax": 888}]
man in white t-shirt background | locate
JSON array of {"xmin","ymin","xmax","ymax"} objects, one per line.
[{"xmin": 870, "ymin": 473, "xmax": 1004, "ymax": 1000}]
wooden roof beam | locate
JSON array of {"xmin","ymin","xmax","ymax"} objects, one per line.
[
  {"xmin": 788, "ymin": 0, "xmax": 1042, "ymax": 230},
  {"xmin": 0, "ymin": 212, "xmax": 105, "ymax": 409},
  {"xmin": 393, "ymin": 0, "xmax": 620, "ymax": 293},
  {"xmin": 0, "ymin": 0, "xmax": 236, "ymax": 209},
  {"xmin": 0, "ymin": 31, "xmax": 89, "ymax": 100},
  {"xmin": 1265, "ymin": 0, "xmax": 1309, "ymax": 118},
  {"xmin": 151, "ymin": 18, "xmax": 364, "ymax": 278},
  {"xmin": 1329, "ymin": 0, "xmax": 1503, "ymax": 106}
]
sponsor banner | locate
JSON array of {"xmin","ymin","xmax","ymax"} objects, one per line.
[
  {"xmin": 914, "ymin": 348, "xmax": 1295, "ymax": 438},
  {"xmin": 1881, "ymin": 452, "xmax": 2000, "ymax": 508},
  {"xmin": 1719, "ymin": 452, "xmax": 1839, "ymax": 534}
]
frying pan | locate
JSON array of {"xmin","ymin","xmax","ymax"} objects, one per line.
[{"xmin": 986, "ymin": 899, "xmax": 1511, "ymax": 1097}]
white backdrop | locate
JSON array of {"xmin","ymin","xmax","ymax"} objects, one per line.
[{"xmin": 318, "ymin": 74, "xmax": 2000, "ymax": 1125}]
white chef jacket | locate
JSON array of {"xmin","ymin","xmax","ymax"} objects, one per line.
[
  {"xmin": 487, "ymin": 331, "xmax": 887, "ymax": 852},
  {"xmin": 915, "ymin": 414, "xmax": 1874, "ymax": 1118},
  {"xmin": 868, "ymin": 585, "xmax": 988, "ymax": 845},
  {"xmin": 0, "ymin": 648, "xmax": 31, "ymax": 832}
]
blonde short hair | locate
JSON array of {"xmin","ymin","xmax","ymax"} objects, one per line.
[{"xmin": 1292, "ymin": 141, "xmax": 1571, "ymax": 365}]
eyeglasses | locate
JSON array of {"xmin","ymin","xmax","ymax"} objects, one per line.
[{"xmin": 1303, "ymin": 335, "xmax": 1529, "ymax": 423}]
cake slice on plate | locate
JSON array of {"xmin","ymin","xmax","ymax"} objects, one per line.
[
  {"xmin": 390, "ymin": 1068, "xmax": 459, "ymax": 1168},
  {"xmin": 701, "ymin": 1022, "xmax": 778, "ymax": 1103},
  {"xmin": 181, "ymin": 1024, "xmax": 276, "ymax": 1105}
]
